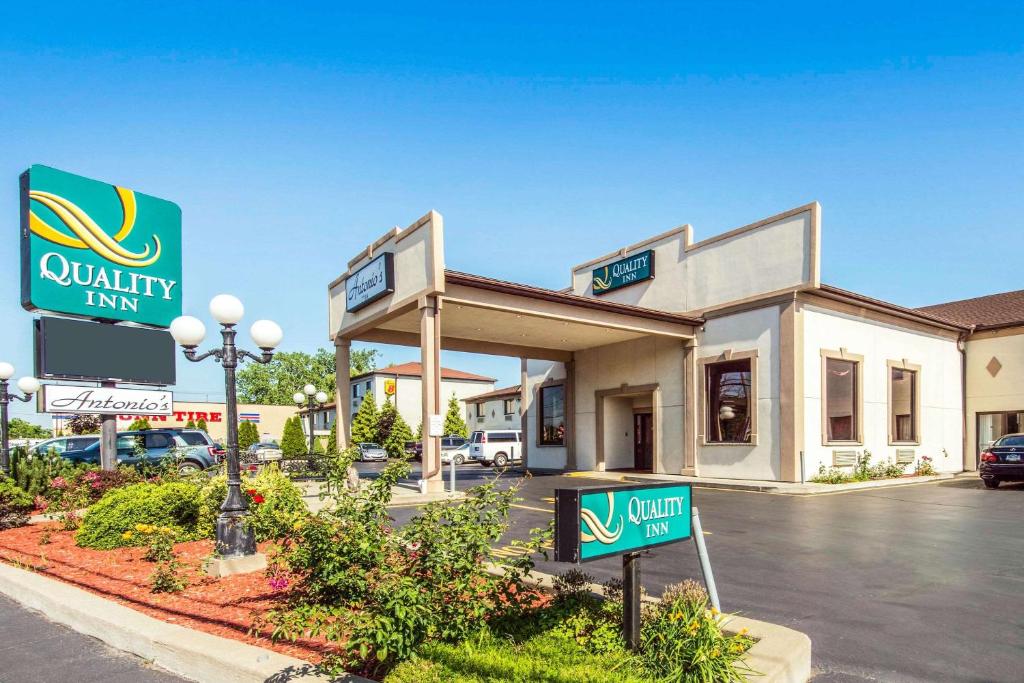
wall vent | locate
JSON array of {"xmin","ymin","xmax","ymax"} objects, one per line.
[
  {"xmin": 832, "ymin": 450, "xmax": 859, "ymax": 467},
  {"xmin": 895, "ymin": 449, "xmax": 915, "ymax": 465}
]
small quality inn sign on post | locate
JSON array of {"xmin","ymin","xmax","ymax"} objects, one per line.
[
  {"xmin": 20, "ymin": 165, "xmax": 182, "ymax": 328},
  {"xmin": 554, "ymin": 482, "xmax": 692, "ymax": 563},
  {"xmin": 591, "ymin": 249, "xmax": 655, "ymax": 295}
]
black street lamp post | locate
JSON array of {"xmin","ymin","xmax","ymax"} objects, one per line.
[
  {"xmin": 293, "ymin": 384, "xmax": 328, "ymax": 455},
  {"xmin": 0, "ymin": 363, "xmax": 40, "ymax": 475},
  {"xmin": 169, "ymin": 295, "xmax": 282, "ymax": 558}
]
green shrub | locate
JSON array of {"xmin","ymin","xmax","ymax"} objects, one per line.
[
  {"xmin": 280, "ymin": 416, "xmax": 308, "ymax": 457},
  {"xmin": 238, "ymin": 421, "xmax": 260, "ymax": 452},
  {"xmin": 810, "ymin": 465, "xmax": 852, "ymax": 484},
  {"xmin": 196, "ymin": 464, "xmax": 308, "ymax": 542},
  {"xmin": 262, "ymin": 450, "xmax": 550, "ymax": 677},
  {"xmin": 76, "ymin": 482, "xmax": 203, "ymax": 549},
  {"xmin": 0, "ymin": 478, "xmax": 35, "ymax": 530},
  {"xmin": 10, "ymin": 448, "xmax": 82, "ymax": 499}
]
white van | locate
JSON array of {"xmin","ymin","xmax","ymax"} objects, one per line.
[{"xmin": 468, "ymin": 429, "xmax": 522, "ymax": 467}]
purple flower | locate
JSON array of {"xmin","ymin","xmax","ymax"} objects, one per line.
[
  {"xmin": 268, "ymin": 576, "xmax": 290, "ymax": 591},
  {"xmin": 408, "ymin": 541, "xmax": 421, "ymax": 551},
  {"xmin": 50, "ymin": 477, "xmax": 67, "ymax": 490}
]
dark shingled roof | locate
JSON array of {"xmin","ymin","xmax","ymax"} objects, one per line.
[{"xmin": 917, "ymin": 289, "xmax": 1024, "ymax": 331}]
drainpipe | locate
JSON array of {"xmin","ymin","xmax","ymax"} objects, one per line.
[{"xmin": 958, "ymin": 327, "xmax": 973, "ymax": 471}]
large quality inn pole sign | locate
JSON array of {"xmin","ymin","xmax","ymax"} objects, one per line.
[
  {"xmin": 555, "ymin": 482, "xmax": 692, "ymax": 562},
  {"xmin": 591, "ymin": 249, "xmax": 654, "ymax": 295},
  {"xmin": 21, "ymin": 165, "xmax": 182, "ymax": 328},
  {"xmin": 346, "ymin": 252, "xmax": 395, "ymax": 312}
]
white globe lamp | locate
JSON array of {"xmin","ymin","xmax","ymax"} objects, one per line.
[
  {"xmin": 169, "ymin": 316, "xmax": 207, "ymax": 348},
  {"xmin": 16, "ymin": 377, "xmax": 40, "ymax": 395},
  {"xmin": 0, "ymin": 362, "xmax": 14, "ymax": 381},
  {"xmin": 292, "ymin": 392, "xmax": 305, "ymax": 405},
  {"xmin": 250, "ymin": 320, "xmax": 283, "ymax": 350},
  {"xmin": 209, "ymin": 294, "xmax": 244, "ymax": 325},
  {"xmin": 315, "ymin": 391, "xmax": 328, "ymax": 404}
]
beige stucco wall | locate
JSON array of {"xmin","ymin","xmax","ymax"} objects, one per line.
[
  {"xmin": 525, "ymin": 360, "xmax": 568, "ymax": 469},
  {"xmin": 697, "ymin": 305, "xmax": 781, "ymax": 480},
  {"xmin": 964, "ymin": 328, "xmax": 1024, "ymax": 467},
  {"xmin": 570, "ymin": 204, "xmax": 817, "ymax": 314},
  {"xmin": 802, "ymin": 306, "xmax": 963, "ymax": 476},
  {"xmin": 573, "ymin": 335, "xmax": 687, "ymax": 474}
]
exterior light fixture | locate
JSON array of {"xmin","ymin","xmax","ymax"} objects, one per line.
[
  {"xmin": 169, "ymin": 297, "xmax": 282, "ymax": 559},
  {"xmin": 0, "ymin": 364, "xmax": 40, "ymax": 473}
]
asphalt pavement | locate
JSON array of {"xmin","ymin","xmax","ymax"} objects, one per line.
[
  {"xmin": 0, "ymin": 593, "xmax": 185, "ymax": 683},
  {"xmin": 375, "ymin": 462, "xmax": 1024, "ymax": 683}
]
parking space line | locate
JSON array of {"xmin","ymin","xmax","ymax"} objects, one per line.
[{"xmin": 511, "ymin": 503, "xmax": 554, "ymax": 514}]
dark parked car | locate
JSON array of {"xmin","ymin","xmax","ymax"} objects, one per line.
[
  {"xmin": 980, "ymin": 434, "xmax": 1024, "ymax": 488},
  {"xmin": 61, "ymin": 429, "xmax": 221, "ymax": 474}
]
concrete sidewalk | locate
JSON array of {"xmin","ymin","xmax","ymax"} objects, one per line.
[{"xmin": 564, "ymin": 469, "xmax": 961, "ymax": 494}]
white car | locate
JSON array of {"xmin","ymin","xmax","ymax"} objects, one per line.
[
  {"xmin": 357, "ymin": 442, "xmax": 388, "ymax": 462},
  {"xmin": 246, "ymin": 442, "xmax": 282, "ymax": 464},
  {"xmin": 468, "ymin": 430, "xmax": 522, "ymax": 467},
  {"xmin": 441, "ymin": 442, "xmax": 471, "ymax": 466}
]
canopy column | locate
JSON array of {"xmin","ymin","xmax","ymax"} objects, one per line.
[
  {"xmin": 419, "ymin": 296, "xmax": 444, "ymax": 493},
  {"xmin": 335, "ymin": 338, "xmax": 351, "ymax": 451}
]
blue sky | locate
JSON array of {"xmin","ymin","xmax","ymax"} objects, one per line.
[{"xmin": 2, "ymin": 2, "xmax": 1022, "ymax": 424}]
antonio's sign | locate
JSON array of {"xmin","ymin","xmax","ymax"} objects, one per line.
[
  {"xmin": 346, "ymin": 252, "xmax": 394, "ymax": 312},
  {"xmin": 554, "ymin": 482, "xmax": 692, "ymax": 562},
  {"xmin": 40, "ymin": 385, "xmax": 173, "ymax": 416},
  {"xmin": 21, "ymin": 165, "xmax": 182, "ymax": 327}
]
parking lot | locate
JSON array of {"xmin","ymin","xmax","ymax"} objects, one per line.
[{"xmin": 369, "ymin": 462, "xmax": 1023, "ymax": 683}]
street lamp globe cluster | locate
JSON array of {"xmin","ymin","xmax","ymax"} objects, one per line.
[
  {"xmin": 169, "ymin": 294, "xmax": 283, "ymax": 558},
  {"xmin": 294, "ymin": 383, "xmax": 329, "ymax": 455},
  {"xmin": 0, "ymin": 362, "xmax": 41, "ymax": 474}
]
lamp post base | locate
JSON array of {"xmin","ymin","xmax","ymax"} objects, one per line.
[
  {"xmin": 204, "ymin": 551, "xmax": 267, "ymax": 577},
  {"xmin": 215, "ymin": 511, "xmax": 256, "ymax": 558}
]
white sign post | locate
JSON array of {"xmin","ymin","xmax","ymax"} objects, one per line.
[{"xmin": 40, "ymin": 385, "xmax": 173, "ymax": 416}]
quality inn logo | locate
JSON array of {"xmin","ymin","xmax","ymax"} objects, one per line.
[
  {"xmin": 29, "ymin": 186, "xmax": 162, "ymax": 267},
  {"xmin": 21, "ymin": 165, "xmax": 182, "ymax": 328}
]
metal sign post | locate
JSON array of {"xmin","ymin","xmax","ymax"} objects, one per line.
[
  {"xmin": 622, "ymin": 551, "xmax": 642, "ymax": 650},
  {"xmin": 99, "ymin": 381, "xmax": 118, "ymax": 471},
  {"xmin": 690, "ymin": 506, "xmax": 720, "ymax": 611}
]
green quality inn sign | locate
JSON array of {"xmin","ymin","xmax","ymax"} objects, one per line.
[
  {"xmin": 554, "ymin": 482, "xmax": 692, "ymax": 562},
  {"xmin": 591, "ymin": 249, "xmax": 654, "ymax": 295},
  {"xmin": 20, "ymin": 165, "xmax": 182, "ymax": 328}
]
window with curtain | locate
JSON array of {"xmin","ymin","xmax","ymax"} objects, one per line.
[
  {"xmin": 705, "ymin": 359, "xmax": 752, "ymax": 443},
  {"xmin": 539, "ymin": 384, "xmax": 565, "ymax": 446},
  {"xmin": 890, "ymin": 367, "xmax": 917, "ymax": 442},
  {"xmin": 825, "ymin": 358, "xmax": 859, "ymax": 442},
  {"xmin": 503, "ymin": 398, "xmax": 515, "ymax": 415}
]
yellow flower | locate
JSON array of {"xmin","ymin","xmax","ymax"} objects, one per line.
[
  {"xmin": 293, "ymin": 520, "xmax": 305, "ymax": 531},
  {"xmin": 710, "ymin": 607, "xmax": 719, "ymax": 615},
  {"xmin": 134, "ymin": 523, "xmax": 147, "ymax": 532},
  {"xmin": 122, "ymin": 531, "xmax": 133, "ymax": 540},
  {"xmin": 739, "ymin": 627, "xmax": 748, "ymax": 635},
  {"xmin": 711, "ymin": 648, "xmax": 721, "ymax": 658}
]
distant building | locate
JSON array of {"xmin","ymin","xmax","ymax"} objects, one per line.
[
  {"xmin": 52, "ymin": 400, "xmax": 298, "ymax": 443},
  {"xmin": 918, "ymin": 289, "xmax": 1024, "ymax": 464},
  {"xmin": 464, "ymin": 385, "xmax": 522, "ymax": 431},
  {"xmin": 301, "ymin": 362, "xmax": 496, "ymax": 439}
]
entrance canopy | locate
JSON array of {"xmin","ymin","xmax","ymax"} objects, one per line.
[{"xmin": 327, "ymin": 210, "xmax": 701, "ymax": 490}]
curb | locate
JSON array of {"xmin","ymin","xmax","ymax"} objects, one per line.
[
  {"xmin": 495, "ymin": 564, "xmax": 812, "ymax": 683},
  {"xmin": 0, "ymin": 562, "xmax": 369, "ymax": 683}
]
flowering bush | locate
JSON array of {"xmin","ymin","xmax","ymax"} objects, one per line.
[
  {"xmin": 259, "ymin": 447, "xmax": 551, "ymax": 677},
  {"xmin": 48, "ymin": 467, "xmax": 143, "ymax": 530},
  {"xmin": 196, "ymin": 464, "xmax": 307, "ymax": 542},
  {"xmin": 915, "ymin": 456, "xmax": 936, "ymax": 476},
  {"xmin": 640, "ymin": 580, "xmax": 755, "ymax": 682},
  {"xmin": 9, "ymin": 448, "xmax": 81, "ymax": 499}
]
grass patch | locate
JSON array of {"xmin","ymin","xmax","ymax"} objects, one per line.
[{"xmin": 384, "ymin": 628, "xmax": 648, "ymax": 683}]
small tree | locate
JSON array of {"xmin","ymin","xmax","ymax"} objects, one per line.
[
  {"xmin": 326, "ymin": 419, "xmax": 338, "ymax": 455},
  {"xmin": 280, "ymin": 416, "xmax": 307, "ymax": 458},
  {"xmin": 8, "ymin": 418, "xmax": 51, "ymax": 439},
  {"xmin": 67, "ymin": 414, "xmax": 101, "ymax": 435},
  {"xmin": 443, "ymin": 394, "xmax": 469, "ymax": 438},
  {"xmin": 377, "ymin": 399, "xmax": 413, "ymax": 459},
  {"xmin": 238, "ymin": 421, "xmax": 259, "ymax": 451},
  {"xmin": 314, "ymin": 436, "xmax": 327, "ymax": 455},
  {"xmin": 185, "ymin": 419, "xmax": 196, "ymax": 428},
  {"xmin": 127, "ymin": 417, "xmax": 152, "ymax": 431},
  {"xmin": 196, "ymin": 417, "xmax": 208, "ymax": 432},
  {"xmin": 415, "ymin": 421, "xmax": 422, "ymax": 440},
  {"xmin": 350, "ymin": 391, "xmax": 378, "ymax": 444}
]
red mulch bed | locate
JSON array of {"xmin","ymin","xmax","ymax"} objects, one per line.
[{"xmin": 0, "ymin": 523, "xmax": 332, "ymax": 663}]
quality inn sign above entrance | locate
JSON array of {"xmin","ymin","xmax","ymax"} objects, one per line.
[{"xmin": 20, "ymin": 165, "xmax": 182, "ymax": 328}]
